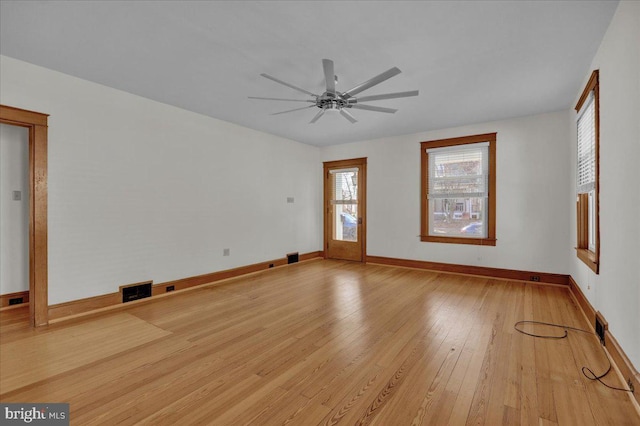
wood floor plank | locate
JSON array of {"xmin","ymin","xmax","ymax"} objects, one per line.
[
  {"xmin": 532, "ymin": 286, "xmax": 560, "ymax": 423},
  {"xmin": 519, "ymin": 284, "xmax": 541, "ymax": 426},
  {"xmin": 248, "ymin": 393, "xmax": 331, "ymax": 426},
  {"xmin": 465, "ymin": 280, "xmax": 511, "ymax": 425},
  {"xmin": 1, "ymin": 260, "xmax": 637, "ymax": 425}
]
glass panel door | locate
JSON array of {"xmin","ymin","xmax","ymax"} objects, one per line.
[{"xmin": 324, "ymin": 157, "xmax": 366, "ymax": 262}]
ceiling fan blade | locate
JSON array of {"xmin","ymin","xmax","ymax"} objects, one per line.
[
  {"xmin": 349, "ymin": 104, "xmax": 397, "ymax": 114},
  {"xmin": 249, "ymin": 96, "xmax": 315, "ymax": 103},
  {"xmin": 355, "ymin": 90, "xmax": 419, "ymax": 103},
  {"xmin": 310, "ymin": 109, "xmax": 325, "ymax": 124},
  {"xmin": 339, "ymin": 109, "xmax": 358, "ymax": 123},
  {"xmin": 322, "ymin": 59, "xmax": 335, "ymax": 95},
  {"xmin": 342, "ymin": 67, "xmax": 402, "ymax": 99},
  {"xmin": 271, "ymin": 105, "xmax": 316, "ymax": 115},
  {"xmin": 260, "ymin": 73, "xmax": 317, "ymax": 97}
]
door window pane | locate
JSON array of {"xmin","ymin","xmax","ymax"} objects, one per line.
[{"xmin": 330, "ymin": 169, "xmax": 358, "ymax": 242}]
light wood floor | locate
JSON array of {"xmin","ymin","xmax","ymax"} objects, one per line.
[{"xmin": 1, "ymin": 260, "xmax": 638, "ymax": 425}]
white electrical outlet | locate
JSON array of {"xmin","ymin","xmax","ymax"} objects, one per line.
[
  {"xmin": 12, "ymin": 190, "xmax": 21, "ymax": 201},
  {"xmin": 223, "ymin": 248, "xmax": 230, "ymax": 256},
  {"xmin": 287, "ymin": 197, "xmax": 294, "ymax": 203}
]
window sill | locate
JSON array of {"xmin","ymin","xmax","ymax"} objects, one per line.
[
  {"xmin": 421, "ymin": 236, "xmax": 497, "ymax": 246},
  {"xmin": 576, "ymin": 248, "xmax": 599, "ymax": 274}
]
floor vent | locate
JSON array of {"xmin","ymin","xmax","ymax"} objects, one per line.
[
  {"xmin": 595, "ymin": 311, "xmax": 607, "ymax": 345},
  {"xmin": 120, "ymin": 281, "xmax": 152, "ymax": 303},
  {"xmin": 287, "ymin": 252, "xmax": 299, "ymax": 264}
]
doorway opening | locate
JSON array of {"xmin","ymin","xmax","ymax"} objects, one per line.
[
  {"xmin": 0, "ymin": 105, "xmax": 49, "ymax": 327},
  {"xmin": 0, "ymin": 124, "xmax": 30, "ymax": 312}
]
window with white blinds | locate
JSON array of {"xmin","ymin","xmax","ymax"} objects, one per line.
[
  {"xmin": 574, "ymin": 69, "xmax": 599, "ymax": 273},
  {"xmin": 577, "ymin": 92, "xmax": 596, "ymax": 193},
  {"xmin": 420, "ymin": 133, "xmax": 496, "ymax": 246}
]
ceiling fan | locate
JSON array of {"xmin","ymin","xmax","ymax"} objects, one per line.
[{"xmin": 249, "ymin": 59, "xmax": 419, "ymax": 124}]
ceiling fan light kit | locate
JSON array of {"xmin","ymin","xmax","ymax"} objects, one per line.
[{"xmin": 250, "ymin": 59, "xmax": 419, "ymax": 124}]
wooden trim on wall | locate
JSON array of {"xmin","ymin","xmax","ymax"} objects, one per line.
[
  {"xmin": 151, "ymin": 259, "xmax": 290, "ymax": 295},
  {"xmin": 48, "ymin": 251, "xmax": 324, "ymax": 321},
  {"xmin": 605, "ymin": 330, "xmax": 640, "ymax": 407},
  {"xmin": 575, "ymin": 70, "xmax": 599, "ymax": 112},
  {"xmin": 418, "ymin": 235, "xmax": 497, "ymax": 246},
  {"xmin": 568, "ymin": 276, "xmax": 596, "ymax": 326},
  {"xmin": 366, "ymin": 255, "xmax": 569, "ymax": 285},
  {"xmin": 576, "ymin": 248, "xmax": 598, "ymax": 274},
  {"xmin": 568, "ymin": 275, "xmax": 639, "ymax": 406},
  {"xmin": 0, "ymin": 105, "xmax": 49, "ymax": 327},
  {"xmin": 0, "ymin": 291, "xmax": 30, "ymax": 309},
  {"xmin": 0, "ymin": 105, "xmax": 48, "ymax": 127},
  {"xmin": 154, "ymin": 250, "xmax": 318, "ymax": 294},
  {"xmin": 48, "ymin": 292, "xmax": 120, "ymax": 321},
  {"xmin": 421, "ymin": 132, "xmax": 498, "ymax": 147},
  {"xmin": 301, "ymin": 251, "xmax": 323, "ymax": 261}
]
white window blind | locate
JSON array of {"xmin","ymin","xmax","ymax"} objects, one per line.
[
  {"xmin": 577, "ymin": 92, "xmax": 595, "ymax": 193},
  {"xmin": 427, "ymin": 142, "xmax": 489, "ymax": 199}
]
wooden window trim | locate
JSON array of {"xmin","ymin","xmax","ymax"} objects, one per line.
[
  {"xmin": 576, "ymin": 193, "xmax": 589, "ymax": 248},
  {"xmin": 420, "ymin": 132, "xmax": 496, "ymax": 246},
  {"xmin": 575, "ymin": 70, "xmax": 599, "ymax": 273}
]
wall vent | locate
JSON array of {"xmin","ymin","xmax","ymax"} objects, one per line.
[
  {"xmin": 9, "ymin": 297, "xmax": 24, "ymax": 306},
  {"xmin": 287, "ymin": 252, "xmax": 299, "ymax": 264},
  {"xmin": 120, "ymin": 281, "xmax": 152, "ymax": 303},
  {"xmin": 595, "ymin": 311, "xmax": 607, "ymax": 345}
]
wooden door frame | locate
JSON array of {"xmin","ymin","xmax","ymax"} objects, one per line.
[
  {"xmin": 323, "ymin": 157, "xmax": 367, "ymax": 262},
  {"xmin": 0, "ymin": 105, "xmax": 49, "ymax": 327}
]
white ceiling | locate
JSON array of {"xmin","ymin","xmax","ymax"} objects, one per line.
[{"xmin": 0, "ymin": 1, "xmax": 617, "ymax": 146}]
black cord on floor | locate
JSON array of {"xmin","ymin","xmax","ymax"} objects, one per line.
[{"xmin": 514, "ymin": 320, "xmax": 633, "ymax": 393}]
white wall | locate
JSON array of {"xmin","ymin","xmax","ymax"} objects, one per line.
[
  {"xmin": 0, "ymin": 55, "xmax": 322, "ymax": 305},
  {"xmin": 321, "ymin": 110, "xmax": 571, "ymax": 274},
  {"xmin": 569, "ymin": 1, "xmax": 640, "ymax": 369},
  {"xmin": 0, "ymin": 123, "xmax": 30, "ymax": 295}
]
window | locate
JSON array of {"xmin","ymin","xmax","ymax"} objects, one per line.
[
  {"xmin": 421, "ymin": 133, "xmax": 496, "ymax": 245},
  {"xmin": 575, "ymin": 70, "xmax": 599, "ymax": 273}
]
